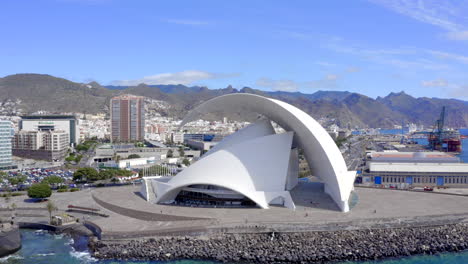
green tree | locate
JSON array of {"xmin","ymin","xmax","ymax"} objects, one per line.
[
  {"xmin": 167, "ymin": 149, "xmax": 173, "ymax": 158},
  {"xmin": 75, "ymin": 154, "xmax": 83, "ymax": 163},
  {"xmin": 98, "ymin": 169, "xmax": 114, "ymax": 180},
  {"xmin": 46, "ymin": 200, "xmax": 57, "ymax": 224},
  {"xmin": 127, "ymin": 154, "xmax": 141, "ymax": 159},
  {"xmin": 118, "ymin": 169, "xmax": 133, "ymax": 177},
  {"xmin": 73, "ymin": 168, "xmax": 99, "ymax": 182},
  {"xmin": 8, "ymin": 175, "xmax": 27, "ymax": 186},
  {"xmin": 76, "ymin": 144, "xmax": 90, "ymax": 152},
  {"xmin": 334, "ymin": 137, "xmax": 347, "ymax": 148},
  {"xmin": 27, "ymin": 184, "xmax": 52, "ymax": 200},
  {"xmin": 42, "ymin": 175, "xmax": 64, "ymax": 185},
  {"xmin": 182, "ymin": 158, "xmax": 190, "ymax": 166},
  {"xmin": 178, "ymin": 147, "xmax": 185, "ymax": 157}
]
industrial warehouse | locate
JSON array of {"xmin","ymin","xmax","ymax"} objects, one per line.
[{"xmin": 360, "ymin": 151, "xmax": 468, "ymax": 187}]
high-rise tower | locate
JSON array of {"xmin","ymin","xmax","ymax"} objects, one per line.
[{"xmin": 110, "ymin": 95, "xmax": 145, "ymax": 142}]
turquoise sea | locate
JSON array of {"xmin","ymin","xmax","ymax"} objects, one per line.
[{"xmin": 1, "ymin": 229, "xmax": 467, "ymax": 264}]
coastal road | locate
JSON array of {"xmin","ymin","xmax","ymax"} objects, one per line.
[
  {"xmin": 345, "ymin": 136, "xmax": 367, "ymax": 170},
  {"xmin": 78, "ymin": 145, "xmax": 96, "ymax": 167}
]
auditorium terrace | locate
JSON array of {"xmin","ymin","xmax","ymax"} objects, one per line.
[{"xmin": 140, "ymin": 94, "xmax": 356, "ymax": 212}]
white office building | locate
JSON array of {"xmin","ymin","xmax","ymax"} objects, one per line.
[
  {"xmin": 20, "ymin": 115, "xmax": 80, "ymax": 146},
  {"xmin": 0, "ymin": 120, "xmax": 14, "ymax": 169},
  {"xmin": 12, "ymin": 130, "xmax": 69, "ymax": 161}
]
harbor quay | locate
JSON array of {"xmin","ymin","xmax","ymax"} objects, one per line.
[{"xmin": 2, "ymin": 182, "xmax": 468, "ymax": 262}]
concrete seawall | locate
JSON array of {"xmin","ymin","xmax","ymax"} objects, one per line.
[
  {"xmin": 0, "ymin": 227, "xmax": 21, "ymax": 258},
  {"xmin": 18, "ymin": 222, "xmax": 57, "ymax": 231},
  {"xmin": 91, "ymin": 223, "xmax": 468, "ymax": 263}
]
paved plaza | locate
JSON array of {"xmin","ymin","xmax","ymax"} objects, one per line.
[
  {"xmin": 2, "ymin": 182, "xmax": 468, "ymax": 238},
  {"xmin": 92, "ymin": 183, "xmax": 468, "ymax": 223}
]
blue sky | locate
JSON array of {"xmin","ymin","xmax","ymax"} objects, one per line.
[{"xmin": 1, "ymin": 0, "xmax": 468, "ymax": 99}]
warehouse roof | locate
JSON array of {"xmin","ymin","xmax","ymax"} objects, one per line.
[{"xmin": 370, "ymin": 152, "xmax": 460, "ymax": 163}]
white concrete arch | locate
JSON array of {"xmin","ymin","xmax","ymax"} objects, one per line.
[{"xmin": 180, "ymin": 93, "xmax": 356, "ymax": 212}]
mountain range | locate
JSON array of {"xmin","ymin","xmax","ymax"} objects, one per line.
[{"xmin": 1, "ymin": 73, "xmax": 468, "ymax": 128}]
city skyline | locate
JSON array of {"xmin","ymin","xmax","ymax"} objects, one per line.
[{"xmin": 1, "ymin": 0, "xmax": 468, "ymax": 100}]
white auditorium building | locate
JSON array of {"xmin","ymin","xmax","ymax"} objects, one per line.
[{"xmin": 141, "ymin": 94, "xmax": 356, "ymax": 212}]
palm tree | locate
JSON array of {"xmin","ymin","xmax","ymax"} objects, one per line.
[
  {"xmin": 10, "ymin": 203, "xmax": 17, "ymax": 223},
  {"xmin": 46, "ymin": 200, "xmax": 57, "ymax": 224}
]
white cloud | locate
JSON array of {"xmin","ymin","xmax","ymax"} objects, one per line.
[
  {"xmin": 325, "ymin": 74, "xmax": 339, "ymax": 81},
  {"xmin": 304, "ymin": 75, "xmax": 340, "ymax": 90},
  {"xmin": 368, "ymin": 0, "xmax": 462, "ymax": 31},
  {"xmin": 421, "ymin": 79, "xmax": 448, "ymax": 87},
  {"xmin": 256, "ymin": 74, "xmax": 343, "ymax": 92},
  {"xmin": 369, "ymin": 0, "xmax": 468, "ymax": 41},
  {"xmin": 382, "ymin": 58, "xmax": 449, "ymax": 70},
  {"xmin": 426, "ymin": 50, "xmax": 468, "ymax": 64},
  {"xmin": 113, "ymin": 70, "xmax": 239, "ymax": 86},
  {"xmin": 445, "ymin": 30, "xmax": 468, "ymax": 40},
  {"xmin": 325, "ymin": 38, "xmax": 454, "ymax": 70},
  {"xmin": 164, "ymin": 19, "xmax": 209, "ymax": 26},
  {"xmin": 256, "ymin": 78, "xmax": 298, "ymax": 92}
]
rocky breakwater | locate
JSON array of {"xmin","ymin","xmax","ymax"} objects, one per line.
[
  {"xmin": 0, "ymin": 223, "xmax": 21, "ymax": 258},
  {"xmin": 90, "ymin": 223, "xmax": 468, "ymax": 263}
]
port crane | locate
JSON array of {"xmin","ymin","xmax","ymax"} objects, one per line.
[
  {"xmin": 429, "ymin": 106, "xmax": 445, "ymax": 151},
  {"xmin": 410, "ymin": 106, "xmax": 462, "ymax": 153}
]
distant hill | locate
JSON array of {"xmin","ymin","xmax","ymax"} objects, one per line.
[
  {"xmin": 1, "ymin": 73, "xmax": 468, "ymax": 128},
  {"xmin": 0, "ymin": 74, "xmax": 114, "ymax": 114},
  {"xmin": 376, "ymin": 91, "xmax": 468, "ymax": 128}
]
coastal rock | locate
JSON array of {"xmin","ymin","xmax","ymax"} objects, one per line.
[
  {"xmin": 90, "ymin": 223, "xmax": 468, "ymax": 263},
  {"xmin": 0, "ymin": 226, "xmax": 21, "ymax": 258}
]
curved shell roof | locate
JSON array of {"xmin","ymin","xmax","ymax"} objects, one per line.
[{"xmin": 179, "ymin": 93, "xmax": 356, "ymax": 212}]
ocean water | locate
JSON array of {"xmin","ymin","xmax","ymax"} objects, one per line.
[
  {"xmin": 379, "ymin": 128, "xmax": 409, "ymax": 135},
  {"xmin": 1, "ymin": 230, "xmax": 467, "ymax": 264}
]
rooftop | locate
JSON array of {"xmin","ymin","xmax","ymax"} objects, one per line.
[
  {"xmin": 111, "ymin": 94, "xmax": 144, "ymax": 100},
  {"xmin": 370, "ymin": 152, "xmax": 460, "ymax": 163},
  {"xmin": 21, "ymin": 115, "xmax": 77, "ymax": 120}
]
